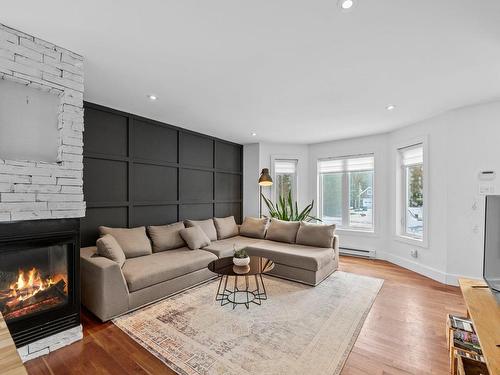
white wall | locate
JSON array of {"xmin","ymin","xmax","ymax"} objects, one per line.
[
  {"xmin": 444, "ymin": 102, "xmax": 500, "ymax": 283},
  {"xmin": 243, "ymin": 143, "xmax": 260, "ymax": 218},
  {"xmin": 243, "ymin": 100, "xmax": 500, "ymax": 285},
  {"xmin": 385, "ymin": 113, "xmax": 450, "ymax": 282},
  {"xmin": 385, "ymin": 101, "xmax": 500, "ymax": 284}
]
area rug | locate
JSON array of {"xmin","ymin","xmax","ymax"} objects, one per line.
[{"xmin": 113, "ymin": 271, "xmax": 383, "ymax": 375}]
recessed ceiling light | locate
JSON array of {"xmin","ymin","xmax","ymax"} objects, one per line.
[
  {"xmin": 147, "ymin": 94, "xmax": 158, "ymax": 101},
  {"xmin": 251, "ymin": 132, "xmax": 257, "ymax": 137},
  {"xmin": 339, "ymin": 0, "xmax": 354, "ymax": 10},
  {"xmin": 386, "ymin": 104, "xmax": 396, "ymax": 111}
]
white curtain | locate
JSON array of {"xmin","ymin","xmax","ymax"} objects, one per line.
[
  {"xmin": 318, "ymin": 155, "xmax": 374, "ymax": 173},
  {"xmin": 399, "ymin": 145, "xmax": 423, "ymax": 166}
]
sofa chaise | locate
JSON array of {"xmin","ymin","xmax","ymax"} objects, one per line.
[{"xmin": 81, "ymin": 216, "xmax": 339, "ymax": 321}]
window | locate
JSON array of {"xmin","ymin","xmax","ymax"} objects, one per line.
[
  {"xmin": 318, "ymin": 155, "xmax": 374, "ymax": 231},
  {"xmin": 274, "ymin": 159, "xmax": 298, "ymax": 201},
  {"xmin": 399, "ymin": 144, "xmax": 424, "ymax": 239}
]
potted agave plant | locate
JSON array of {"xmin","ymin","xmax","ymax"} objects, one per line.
[
  {"xmin": 233, "ymin": 247, "xmax": 250, "ymax": 266},
  {"xmin": 261, "ymin": 191, "xmax": 321, "ymax": 222}
]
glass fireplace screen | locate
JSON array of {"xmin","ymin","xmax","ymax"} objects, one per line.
[{"xmin": 0, "ymin": 245, "xmax": 69, "ymax": 322}]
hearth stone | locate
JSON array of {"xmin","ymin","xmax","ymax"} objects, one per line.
[{"xmin": 17, "ymin": 325, "xmax": 83, "ymax": 362}]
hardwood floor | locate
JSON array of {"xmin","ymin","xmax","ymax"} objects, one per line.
[{"xmin": 24, "ymin": 256, "xmax": 466, "ymax": 375}]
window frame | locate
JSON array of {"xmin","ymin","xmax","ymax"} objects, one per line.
[
  {"xmin": 395, "ymin": 137, "xmax": 429, "ymax": 248},
  {"xmin": 317, "ymin": 153, "xmax": 376, "ymax": 233},
  {"xmin": 271, "ymin": 157, "xmax": 299, "ymax": 203}
]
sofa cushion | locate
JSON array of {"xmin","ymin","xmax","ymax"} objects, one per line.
[
  {"xmin": 202, "ymin": 235, "xmax": 263, "ymax": 258},
  {"xmin": 185, "ymin": 219, "xmax": 218, "ymax": 241},
  {"xmin": 265, "ymin": 219, "xmax": 300, "ymax": 243},
  {"xmin": 246, "ymin": 241, "xmax": 334, "ymax": 271},
  {"xmin": 148, "ymin": 222, "xmax": 186, "ymax": 252},
  {"xmin": 296, "ymin": 222, "xmax": 336, "ymax": 248},
  {"xmin": 122, "ymin": 248, "xmax": 217, "ymax": 292},
  {"xmin": 239, "ymin": 217, "xmax": 268, "ymax": 239},
  {"xmin": 180, "ymin": 226, "xmax": 211, "ymax": 249},
  {"xmin": 98, "ymin": 226, "xmax": 152, "ymax": 258},
  {"xmin": 213, "ymin": 216, "xmax": 239, "ymax": 240},
  {"xmin": 96, "ymin": 234, "xmax": 126, "ymax": 267}
]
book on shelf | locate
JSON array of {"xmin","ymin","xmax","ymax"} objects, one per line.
[
  {"xmin": 454, "ymin": 348, "xmax": 484, "ymax": 363},
  {"xmin": 453, "ymin": 330, "xmax": 483, "ymax": 355},
  {"xmin": 449, "ymin": 315, "xmax": 475, "ymax": 333}
]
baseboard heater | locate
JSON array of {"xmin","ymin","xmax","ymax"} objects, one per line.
[{"xmin": 339, "ymin": 247, "xmax": 376, "ymax": 259}]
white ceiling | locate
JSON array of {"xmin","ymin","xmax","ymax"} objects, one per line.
[{"xmin": 2, "ymin": 1, "xmax": 500, "ymax": 144}]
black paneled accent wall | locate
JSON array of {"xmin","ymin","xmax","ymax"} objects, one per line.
[{"xmin": 81, "ymin": 102, "xmax": 243, "ymax": 246}]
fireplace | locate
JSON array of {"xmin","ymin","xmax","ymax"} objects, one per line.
[{"xmin": 0, "ymin": 219, "xmax": 80, "ymax": 347}]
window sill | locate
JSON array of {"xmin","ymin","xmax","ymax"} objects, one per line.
[
  {"xmin": 393, "ymin": 234, "xmax": 428, "ymax": 248},
  {"xmin": 336, "ymin": 228, "xmax": 379, "ymax": 238}
]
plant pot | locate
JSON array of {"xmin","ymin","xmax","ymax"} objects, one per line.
[
  {"xmin": 233, "ymin": 265, "xmax": 251, "ymax": 274},
  {"xmin": 233, "ymin": 256, "xmax": 250, "ymax": 266}
]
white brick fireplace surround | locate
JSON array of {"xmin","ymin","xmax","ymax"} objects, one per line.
[
  {"xmin": 0, "ymin": 23, "xmax": 85, "ymax": 222},
  {"xmin": 0, "ymin": 23, "xmax": 85, "ymax": 362}
]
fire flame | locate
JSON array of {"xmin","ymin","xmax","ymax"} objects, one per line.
[{"xmin": 8, "ymin": 267, "xmax": 67, "ymax": 302}]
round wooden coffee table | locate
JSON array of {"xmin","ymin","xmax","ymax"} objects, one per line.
[{"xmin": 207, "ymin": 256, "xmax": 274, "ymax": 309}]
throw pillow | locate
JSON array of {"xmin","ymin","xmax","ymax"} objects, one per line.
[
  {"xmin": 265, "ymin": 218, "xmax": 300, "ymax": 244},
  {"xmin": 98, "ymin": 226, "xmax": 152, "ymax": 258},
  {"xmin": 148, "ymin": 222, "xmax": 186, "ymax": 252},
  {"xmin": 96, "ymin": 234, "xmax": 126, "ymax": 267},
  {"xmin": 296, "ymin": 221, "xmax": 336, "ymax": 248},
  {"xmin": 184, "ymin": 219, "xmax": 218, "ymax": 241},
  {"xmin": 239, "ymin": 216, "xmax": 269, "ymax": 239},
  {"xmin": 213, "ymin": 216, "xmax": 239, "ymax": 239},
  {"xmin": 179, "ymin": 226, "xmax": 211, "ymax": 250}
]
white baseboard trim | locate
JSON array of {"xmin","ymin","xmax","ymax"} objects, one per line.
[
  {"xmin": 377, "ymin": 251, "xmax": 448, "ymax": 284},
  {"xmin": 376, "ymin": 252, "xmax": 483, "ymax": 286},
  {"xmin": 444, "ymin": 272, "xmax": 483, "ymax": 286}
]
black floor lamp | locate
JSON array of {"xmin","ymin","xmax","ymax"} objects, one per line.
[{"xmin": 258, "ymin": 168, "xmax": 273, "ymax": 218}]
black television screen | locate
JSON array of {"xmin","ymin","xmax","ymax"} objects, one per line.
[{"xmin": 484, "ymin": 195, "xmax": 500, "ymax": 292}]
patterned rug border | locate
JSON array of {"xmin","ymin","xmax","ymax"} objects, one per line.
[
  {"xmin": 114, "ymin": 278, "xmax": 220, "ymax": 375},
  {"xmin": 113, "ymin": 272, "xmax": 384, "ymax": 375}
]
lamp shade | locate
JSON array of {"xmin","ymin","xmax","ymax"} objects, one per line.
[{"xmin": 258, "ymin": 168, "xmax": 273, "ymax": 186}]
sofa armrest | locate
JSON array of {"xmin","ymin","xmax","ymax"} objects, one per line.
[
  {"xmin": 80, "ymin": 246, "xmax": 129, "ymax": 321},
  {"xmin": 332, "ymin": 235, "xmax": 340, "ymax": 267}
]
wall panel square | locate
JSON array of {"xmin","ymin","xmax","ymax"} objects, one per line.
[
  {"xmin": 133, "ymin": 120, "xmax": 177, "ymax": 162},
  {"xmin": 216, "ymin": 141, "xmax": 241, "ymax": 172},
  {"xmin": 179, "ymin": 204, "xmax": 213, "ymax": 221},
  {"xmin": 216, "ymin": 173, "xmax": 241, "ymax": 201},
  {"xmin": 132, "ymin": 205, "xmax": 177, "ymax": 227},
  {"xmin": 133, "ymin": 163, "xmax": 177, "ymax": 202},
  {"xmin": 84, "ymin": 107, "xmax": 128, "ymax": 157},
  {"xmin": 83, "ymin": 158, "xmax": 128, "ymax": 203},
  {"xmin": 180, "ymin": 133, "xmax": 213, "ymax": 168},
  {"xmin": 215, "ymin": 203, "xmax": 242, "ymax": 222},
  {"xmin": 180, "ymin": 169, "xmax": 213, "ymax": 202}
]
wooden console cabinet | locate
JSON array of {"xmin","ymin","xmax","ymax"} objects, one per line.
[
  {"xmin": 0, "ymin": 312, "xmax": 27, "ymax": 375},
  {"xmin": 459, "ymin": 278, "xmax": 500, "ymax": 375}
]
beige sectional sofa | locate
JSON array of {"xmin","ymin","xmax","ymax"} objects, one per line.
[{"xmin": 81, "ymin": 217, "xmax": 339, "ymax": 321}]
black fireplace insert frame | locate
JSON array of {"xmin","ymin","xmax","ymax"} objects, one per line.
[{"xmin": 0, "ymin": 218, "xmax": 81, "ymax": 347}]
